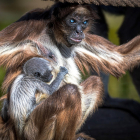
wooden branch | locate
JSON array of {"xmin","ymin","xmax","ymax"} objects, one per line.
[{"xmin": 43, "ymin": 0, "xmax": 140, "ymax": 7}]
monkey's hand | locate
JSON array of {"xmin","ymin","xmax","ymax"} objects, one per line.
[
  {"xmin": 60, "ymin": 66, "xmax": 68, "ymax": 75},
  {"xmin": 49, "ymin": 67, "xmax": 68, "ymax": 94}
]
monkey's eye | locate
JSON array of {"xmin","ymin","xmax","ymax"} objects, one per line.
[
  {"xmin": 34, "ymin": 72, "xmax": 41, "ymax": 77},
  {"xmin": 70, "ymin": 19, "xmax": 75, "ymax": 23},
  {"xmin": 83, "ymin": 20, "xmax": 88, "ymax": 25}
]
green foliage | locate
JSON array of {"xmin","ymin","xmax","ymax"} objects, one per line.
[{"xmin": 0, "ymin": 67, "xmax": 6, "ymax": 97}]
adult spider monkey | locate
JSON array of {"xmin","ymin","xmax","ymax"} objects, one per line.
[
  {"xmin": 0, "ymin": 42, "xmax": 102, "ymax": 140},
  {"xmin": 0, "ymin": 2, "xmax": 140, "ymax": 140}
]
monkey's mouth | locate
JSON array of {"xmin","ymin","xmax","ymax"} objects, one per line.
[{"xmin": 70, "ymin": 38, "xmax": 82, "ymax": 43}]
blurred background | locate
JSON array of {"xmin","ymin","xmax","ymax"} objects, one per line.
[{"xmin": 0, "ymin": 0, "xmax": 140, "ymax": 102}]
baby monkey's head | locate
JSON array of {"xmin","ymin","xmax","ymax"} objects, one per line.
[{"xmin": 23, "ymin": 57, "xmax": 53, "ymax": 83}]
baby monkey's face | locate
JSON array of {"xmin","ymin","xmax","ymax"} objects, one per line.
[
  {"xmin": 33, "ymin": 68, "xmax": 53, "ymax": 83},
  {"xmin": 23, "ymin": 57, "xmax": 53, "ymax": 83}
]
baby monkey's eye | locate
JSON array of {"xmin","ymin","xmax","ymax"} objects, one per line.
[{"xmin": 34, "ymin": 72, "xmax": 41, "ymax": 77}]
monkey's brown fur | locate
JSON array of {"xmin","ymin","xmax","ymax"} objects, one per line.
[
  {"xmin": 0, "ymin": 78, "xmax": 103, "ymax": 140},
  {"xmin": 0, "ymin": 2, "xmax": 139, "ymax": 140}
]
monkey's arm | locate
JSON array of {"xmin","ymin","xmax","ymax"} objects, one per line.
[
  {"xmin": 49, "ymin": 66, "xmax": 68, "ymax": 94},
  {"xmin": 36, "ymin": 67, "xmax": 68, "ymax": 95},
  {"xmin": 74, "ymin": 34, "xmax": 140, "ymax": 78}
]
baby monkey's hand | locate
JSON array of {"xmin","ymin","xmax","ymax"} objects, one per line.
[{"xmin": 60, "ymin": 66, "xmax": 68, "ymax": 75}]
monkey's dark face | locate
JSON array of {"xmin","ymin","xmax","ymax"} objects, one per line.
[
  {"xmin": 33, "ymin": 69, "xmax": 53, "ymax": 83},
  {"xmin": 64, "ymin": 7, "xmax": 91, "ymax": 46},
  {"xmin": 52, "ymin": 5, "xmax": 96, "ymax": 48},
  {"xmin": 24, "ymin": 57, "xmax": 53, "ymax": 83}
]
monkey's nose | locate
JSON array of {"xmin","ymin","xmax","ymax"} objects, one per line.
[
  {"xmin": 76, "ymin": 25, "xmax": 83, "ymax": 34},
  {"xmin": 76, "ymin": 29, "xmax": 83, "ymax": 34}
]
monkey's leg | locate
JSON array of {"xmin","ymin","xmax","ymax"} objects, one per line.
[
  {"xmin": 24, "ymin": 84, "xmax": 82, "ymax": 140},
  {"xmin": 0, "ymin": 116, "xmax": 16, "ymax": 140},
  {"xmin": 73, "ymin": 76, "xmax": 103, "ymax": 140},
  {"xmin": 53, "ymin": 84, "xmax": 81, "ymax": 140},
  {"xmin": 77, "ymin": 76, "xmax": 103, "ymax": 130}
]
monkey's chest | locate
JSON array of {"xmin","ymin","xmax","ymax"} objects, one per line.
[
  {"xmin": 39, "ymin": 39, "xmax": 81, "ymax": 85},
  {"xmin": 62, "ymin": 58, "xmax": 81, "ymax": 86},
  {"xmin": 45, "ymin": 49, "xmax": 81, "ymax": 86}
]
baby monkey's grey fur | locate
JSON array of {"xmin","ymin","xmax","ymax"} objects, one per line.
[
  {"xmin": 2, "ymin": 57, "xmax": 68, "ymax": 135},
  {"xmin": 23, "ymin": 57, "xmax": 68, "ymax": 95}
]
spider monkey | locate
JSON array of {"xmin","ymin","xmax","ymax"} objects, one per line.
[
  {"xmin": 1, "ymin": 57, "xmax": 68, "ymax": 138},
  {"xmin": 0, "ymin": 2, "xmax": 140, "ymax": 140}
]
